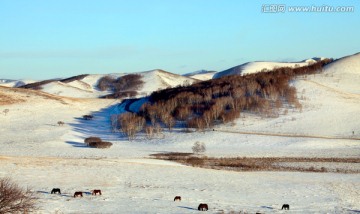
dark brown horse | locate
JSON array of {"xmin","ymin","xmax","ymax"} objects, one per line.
[
  {"xmin": 173, "ymin": 196, "xmax": 181, "ymax": 201},
  {"xmin": 198, "ymin": 203, "xmax": 208, "ymax": 211},
  {"xmin": 92, "ymin": 189, "xmax": 102, "ymax": 195},
  {"xmin": 281, "ymin": 204, "xmax": 290, "ymax": 210},
  {"xmin": 51, "ymin": 188, "xmax": 61, "ymax": 194},
  {"xmin": 73, "ymin": 191, "xmax": 83, "ymax": 198}
]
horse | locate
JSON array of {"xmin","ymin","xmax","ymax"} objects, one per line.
[
  {"xmin": 198, "ymin": 203, "xmax": 208, "ymax": 211},
  {"xmin": 173, "ymin": 196, "xmax": 181, "ymax": 201},
  {"xmin": 57, "ymin": 121, "xmax": 65, "ymax": 126},
  {"xmin": 281, "ymin": 204, "xmax": 290, "ymax": 210},
  {"xmin": 92, "ymin": 189, "xmax": 102, "ymax": 195},
  {"xmin": 51, "ymin": 188, "xmax": 61, "ymax": 194},
  {"xmin": 73, "ymin": 191, "xmax": 83, "ymax": 198}
]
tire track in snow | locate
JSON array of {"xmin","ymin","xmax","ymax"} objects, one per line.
[{"xmin": 302, "ymin": 79, "xmax": 360, "ymax": 99}]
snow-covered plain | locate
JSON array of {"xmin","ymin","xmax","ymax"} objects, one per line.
[{"xmin": 0, "ymin": 53, "xmax": 359, "ymax": 213}]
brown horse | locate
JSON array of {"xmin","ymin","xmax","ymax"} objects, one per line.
[
  {"xmin": 57, "ymin": 121, "xmax": 65, "ymax": 126},
  {"xmin": 92, "ymin": 189, "xmax": 102, "ymax": 195},
  {"xmin": 173, "ymin": 196, "xmax": 181, "ymax": 201},
  {"xmin": 198, "ymin": 203, "xmax": 208, "ymax": 211},
  {"xmin": 73, "ymin": 191, "xmax": 83, "ymax": 198},
  {"xmin": 281, "ymin": 204, "xmax": 290, "ymax": 210}
]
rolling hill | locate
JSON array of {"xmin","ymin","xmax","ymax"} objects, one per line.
[
  {"xmin": 13, "ymin": 69, "xmax": 197, "ymax": 99},
  {"xmin": 213, "ymin": 58, "xmax": 325, "ymax": 79}
]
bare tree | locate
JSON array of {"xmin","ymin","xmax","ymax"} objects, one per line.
[
  {"xmin": 154, "ymin": 123, "xmax": 162, "ymax": 136},
  {"xmin": 192, "ymin": 141, "xmax": 206, "ymax": 154},
  {"xmin": 145, "ymin": 125, "xmax": 154, "ymax": 139},
  {"xmin": 0, "ymin": 177, "xmax": 38, "ymax": 214}
]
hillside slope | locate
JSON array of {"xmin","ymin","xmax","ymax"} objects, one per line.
[
  {"xmin": 214, "ymin": 58, "xmax": 323, "ymax": 79},
  {"xmin": 221, "ymin": 53, "xmax": 360, "ymax": 139},
  {"xmin": 140, "ymin": 69, "xmax": 197, "ymax": 95},
  {"xmin": 320, "ymin": 52, "xmax": 360, "ymax": 94}
]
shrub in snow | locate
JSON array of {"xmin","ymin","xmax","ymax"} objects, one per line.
[
  {"xmin": 192, "ymin": 141, "xmax": 206, "ymax": 154},
  {"xmin": 84, "ymin": 137, "xmax": 102, "ymax": 146},
  {"xmin": 88, "ymin": 141, "xmax": 113, "ymax": 149}
]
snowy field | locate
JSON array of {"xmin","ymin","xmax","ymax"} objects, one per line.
[{"xmin": 0, "ymin": 53, "xmax": 359, "ymax": 213}]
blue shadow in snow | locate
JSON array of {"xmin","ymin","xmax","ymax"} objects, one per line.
[
  {"xmin": 66, "ymin": 141, "xmax": 90, "ymax": 148},
  {"xmin": 177, "ymin": 206, "xmax": 197, "ymax": 211},
  {"xmin": 347, "ymin": 209, "xmax": 360, "ymax": 213},
  {"xmin": 37, "ymin": 191, "xmax": 72, "ymax": 198}
]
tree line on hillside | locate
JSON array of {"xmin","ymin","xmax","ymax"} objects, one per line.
[
  {"xmin": 19, "ymin": 74, "xmax": 89, "ymax": 90},
  {"xmin": 98, "ymin": 74, "xmax": 144, "ymax": 99},
  {"xmin": 116, "ymin": 59, "xmax": 332, "ymax": 139}
]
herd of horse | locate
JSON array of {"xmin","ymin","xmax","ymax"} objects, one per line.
[
  {"xmin": 50, "ymin": 189, "xmax": 289, "ymax": 212},
  {"xmin": 172, "ymin": 195, "xmax": 289, "ymax": 212},
  {"xmin": 50, "ymin": 188, "xmax": 102, "ymax": 198},
  {"xmin": 53, "ymin": 113, "xmax": 289, "ymax": 212}
]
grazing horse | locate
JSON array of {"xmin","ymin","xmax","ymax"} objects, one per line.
[
  {"xmin": 198, "ymin": 203, "xmax": 208, "ymax": 211},
  {"xmin": 83, "ymin": 115, "xmax": 93, "ymax": 120},
  {"xmin": 51, "ymin": 188, "xmax": 61, "ymax": 194},
  {"xmin": 281, "ymin": 204, "xmax": 290, "ymax": 210},
  {"xmin": 73, "ymin": 191, "xmax": 83, "ymax": 198},
  {"xmin": 173, "ymin": 196, "xmax": 181, "ymax": 201},
  {"xmin": 57, "ymin": 121, "xmax": 65, "ymax": 126},
  {"xmin": 92, "ymin": 189, "xmax": 102, "ymax": 195}
]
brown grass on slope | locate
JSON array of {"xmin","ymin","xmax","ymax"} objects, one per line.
[{"xmin": 0, "ymin": 86, "xmax": 83, "ymax": 105}]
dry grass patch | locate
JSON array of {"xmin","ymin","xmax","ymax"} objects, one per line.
[
  {"xmin": 0, "ymin": 90, "xmax": 25, "ymax": 105},
  {"xmin": 151, "ymin": 153, "xmax": 360, "ymax": 173}
]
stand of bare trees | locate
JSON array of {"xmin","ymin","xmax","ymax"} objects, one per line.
[
  {"xmin": 0, "ymin": 177, "xmax": 37, "ymax": 213},
  {"xmin": 115, "ymin": 59, "xmax": 332, "ymax": 138},
  {"xmin": 98, "ymin": 74, "xmax": 144, "ymax": 99},
  {"xmin": 118, "ymin": 113, "xmax": 145, "ymax": 140}
]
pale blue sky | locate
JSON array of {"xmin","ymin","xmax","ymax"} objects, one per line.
[{"xmin": 0, "ymin": 0, "xmax": 359, "ymax": 80}]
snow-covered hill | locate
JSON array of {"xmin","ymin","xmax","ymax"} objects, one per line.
[
  {"xmin": 183, "ymin": 70, "xmax": 217, "ymax": 81},
  {"xmin": 23, "ymin": 69, "xmax": 197, "ymax": 98},
  {"xmin": 140, "ymin": 69, "xmax": 197, "ymax": 95},
  {"xmin": 213, "ymin": 58, "xmax": 324, "ymax": 79},
  {"xmin": 0, "ymin": 79, "xmax": 35, "ymax": 87},
  {"xmin": 320, "ymin": 52, "xmax": 360, "ymax": 94}
]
